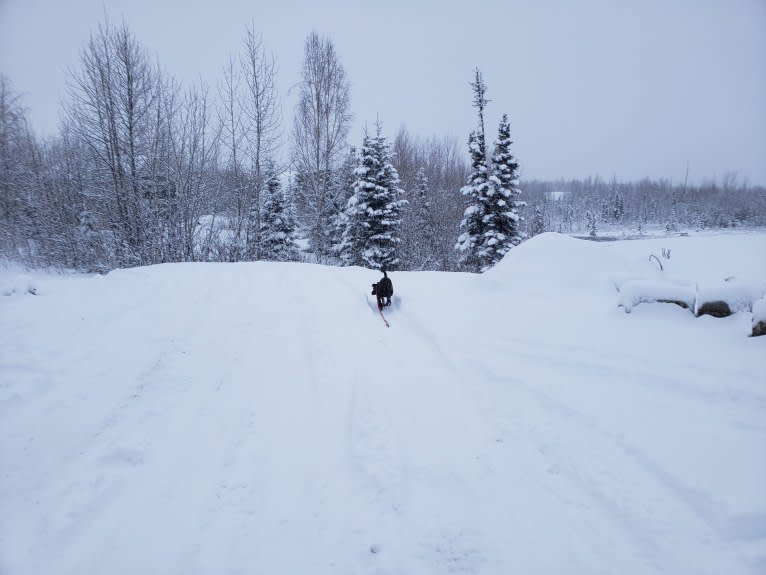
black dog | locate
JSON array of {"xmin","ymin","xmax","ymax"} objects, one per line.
[{"xmin": 371, "ymin": 270, "xmax": 393, "ymax": 310}]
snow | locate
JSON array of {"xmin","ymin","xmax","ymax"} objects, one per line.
[
  {"xmin": 1, "ymin": 232, "xmax": 765, "ymax": 574},
  {"xmin": 617, "ymin": 279, "xmax": 696, "ymax": 312},
  {"xmin": 753, "ymin": 296, "xmax": 766, "ymax": 330},
  {"xmin": 696, "ymin": 277, "xmax": 765, "ymax": 314},
  {"xmin": 602, "ymin": 232, "xmax": 766, "ymax": 315},
  {"xmin": 1, "ymin": 273, "xmax": 37, "ymax": 296},
  {"xmin": 0, "ymin": 263, "xmax": 40, "ymax": 296}
]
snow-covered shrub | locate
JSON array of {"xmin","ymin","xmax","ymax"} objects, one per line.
[
  {"xmin": 752, "ymin": 297, "xmax": 766, "ymax": 337},
  {"xmin": 617, "ymin": 279, "xmax": 696, "ymax": 313}
]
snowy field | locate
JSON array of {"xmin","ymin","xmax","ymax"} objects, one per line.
[{"xmin": 1, "ymin": 231, "xmax": 765, "ymax": 574}]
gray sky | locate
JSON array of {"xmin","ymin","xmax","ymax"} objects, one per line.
[{"xmin": 1, "ymin": 0, "xmax": 765, "ymax": 185}]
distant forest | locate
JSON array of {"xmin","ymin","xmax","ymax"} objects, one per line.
[{"xmin": 1, "ymin": 20, "xmax": 763, "ymax": 273}]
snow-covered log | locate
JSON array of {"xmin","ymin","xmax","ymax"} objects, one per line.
[{"xmin": 616, "ymin": 279, "xmax": 696, "ymax": 313}]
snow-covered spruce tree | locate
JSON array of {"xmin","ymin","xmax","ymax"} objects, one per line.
[
  {"xmin": 456, "ymin": 69, "xmax": 493, "ymax": 272},
  {"xmin": 486, "ymin": 113, "xmax": 525, "ymax": 254},
  {"xmin": 457, "ymin": 71, "xmax": 525, "ymax": 272},
  {"xmin": 338, "ymin": 133, "xmax": 374, "ymax": 266},
  {"xmin": 531, "ymin": 206, "xmax": 545, "ymax": 237},
  {"xmin": 328, "ymin": 146, "xmax": 357, "ymax": 259},
  {"xmin": 455, "ymin": 134, "xmax": 491, "ymax": 272},
  {"xmin": 246, "ymin": 191, "xmax": 261, "ymax": 260},
  {"xmin": 259, "ymin": 170, "xmax": 300, "ymax": 262},
  {"xmin": 612, "ymin": 190, "xmax": 624, "ymax": 222},
  {"xmin": 340, "ymin": 125, "xmax": 407, "ymax": 269},
  {"xmin": 586, "ymin": 210, "xmax": 598, "ymax": 237},
  {"xmin": 412, "ymin": 167, "xmax": 438, "ymax": 269},
  {"xmin": 338, "ymin": 200, "xmax": 364, "ymax": 267},
  {"xmin": 665, "ymin": 203, "xmax": 679, "ymax": 234}
]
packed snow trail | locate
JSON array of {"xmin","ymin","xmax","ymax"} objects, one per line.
[{"xmin": 1, "ymin": 233, "xmax": 765, "ymax": 574}]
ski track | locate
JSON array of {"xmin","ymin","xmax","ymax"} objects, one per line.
[{"xmin": 1, "ymin": 248, "xmax": 764, "ymax": 574}]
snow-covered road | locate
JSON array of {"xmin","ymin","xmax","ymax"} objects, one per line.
[{"xmin": 2, "ymin": 233, "xmax": 765, "ymax": 574}]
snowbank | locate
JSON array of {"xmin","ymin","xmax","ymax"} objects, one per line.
[
  {"xmin": 486, "ymin": 232, "xmax": 623, "ymax": 298},
  {"xmin": 490, "ymin": 232, "xmax": 766, "ymax": 325}
]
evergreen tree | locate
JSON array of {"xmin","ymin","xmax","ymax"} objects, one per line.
[
  {"xmin": 612, "ymin": 191, "xmax": 624, "ymax": 222},
  {"xmin": 246, "ymin": 186, "xmax": 261, "ymax": 260},
  {"xmin": 412, "ymin": 167, "xmax": 438, "ymax": 269},
  {"xmin": 76, "ymin": 209, "xmax": 110, "ymax": 272},
  {"xmin": 665, "ymin": 204, "xmax": 679, "ymax": 234},
  {"xmin": 456, "ymin": 69, "xmax": 492, "ymax": 271},
  {"xmin": 339, "ymin": 133, "xmax": 374, "ymax": 266},
  {"xmin": 601, "ymin": 200, "xmax": 610, "ymax": 222},
  {"xmin": 455, "ymin": 129, "xmax": 492, "ymax": 271},
  {"xmin": 457, "ymin": 70, "xmax": 525, "ymax": 272},
  {"xmin": 531, "ymin": 206, "xmax": 545, "ymax": 236},
  {"xmin": 259, "ymin": 170, "xmax": 300, "ymax": 262},
  {"xmin": 340, "ymin": 125, "xmax": 407, "ymax": 269},
  {"xmin": 586, "ymin": 210, "xmax": 598, "ymax": 237},
  {"xmin": 328, "ymin": 147, "xmax": 357, "ymax": 259},
  {"xmin": 485, "ymin": 113, "xmax": 525, "ymax": 257}
]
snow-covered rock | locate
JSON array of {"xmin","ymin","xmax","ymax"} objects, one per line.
[
  {"xmin": 695, "ymin": 277, "xmax": 765, "ymax": 317},
  {"xmin": 752, "ymin": 296, "xmax": 766, "ymax": 337}
]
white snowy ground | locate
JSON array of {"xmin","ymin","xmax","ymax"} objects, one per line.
[{"xmin": 1, "ymin": 232, "xmax": 765, "ymax": 575}]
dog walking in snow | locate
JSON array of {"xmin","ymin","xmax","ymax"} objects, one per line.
[{"xmin": 371, "ymin": 270, "xmax": 393, "ymax": 311}]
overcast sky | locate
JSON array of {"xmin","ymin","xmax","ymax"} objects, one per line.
[{"xmin": 1, "ymin": 0, "xmax": 764, "ymax": 185}]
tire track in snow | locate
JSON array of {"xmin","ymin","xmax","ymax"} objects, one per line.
[
  {"xmin": 176, "ymin": 268, "xmax": 297, "ymax": 572},
  {"xmin": 482, "ymin": 336, "xmax": 766, "ymax": 408},
  {"xmin": 473, "ymin": 363, "xmax": 753, "ymax": 573},
  {"xmin": 333, "ymin": 272, "xmax": 468, "ymax": 572},
  {"xmin": 350, "ymin": 286, "xmax": 500, "ymax": 572},
  {"xmin": 334, "ymin": 274, "xmax": 412, "ymax": 514},
  {"xmin": 36, "ymin": 278, "xmax": 241, "ymax": 572},
  {"xmin": 389, "ymin": 291, "xmax": 729, "ymax": 572}
]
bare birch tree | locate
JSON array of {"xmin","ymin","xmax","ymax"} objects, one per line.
[
  {"xmin": 292, "ymin": 32, "xmax": 351, "ymax": 261},
  {"xmin": 165, "ymin": 82, "xmax": 220, "ymax": 261},
  {"xmin": 65, "ymin": 19, "xmax": 163, "ymax": 266},
  {"xmin": 216, "ymin": 55, "xmax": 246, "ymax": 258},
  {"xmin": 241, "ymin": 25, "xmax": 279, "ymax": 259},
  {"xmin": 0, "ymin": 75, "xmax": 36, "ymax": 258}
]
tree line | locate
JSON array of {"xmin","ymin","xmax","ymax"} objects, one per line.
[
  {"xmin": 1, "ymin": 19, "xmax": 763, "ymax": 273},
  {"xmin": 522, "ymin": 174, "xmax": 766, "ymax": 239}
]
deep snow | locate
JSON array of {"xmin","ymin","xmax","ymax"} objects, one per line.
[{"xmin": 1, "ymin": 232, "xmax": 765, "ymax": 574}]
